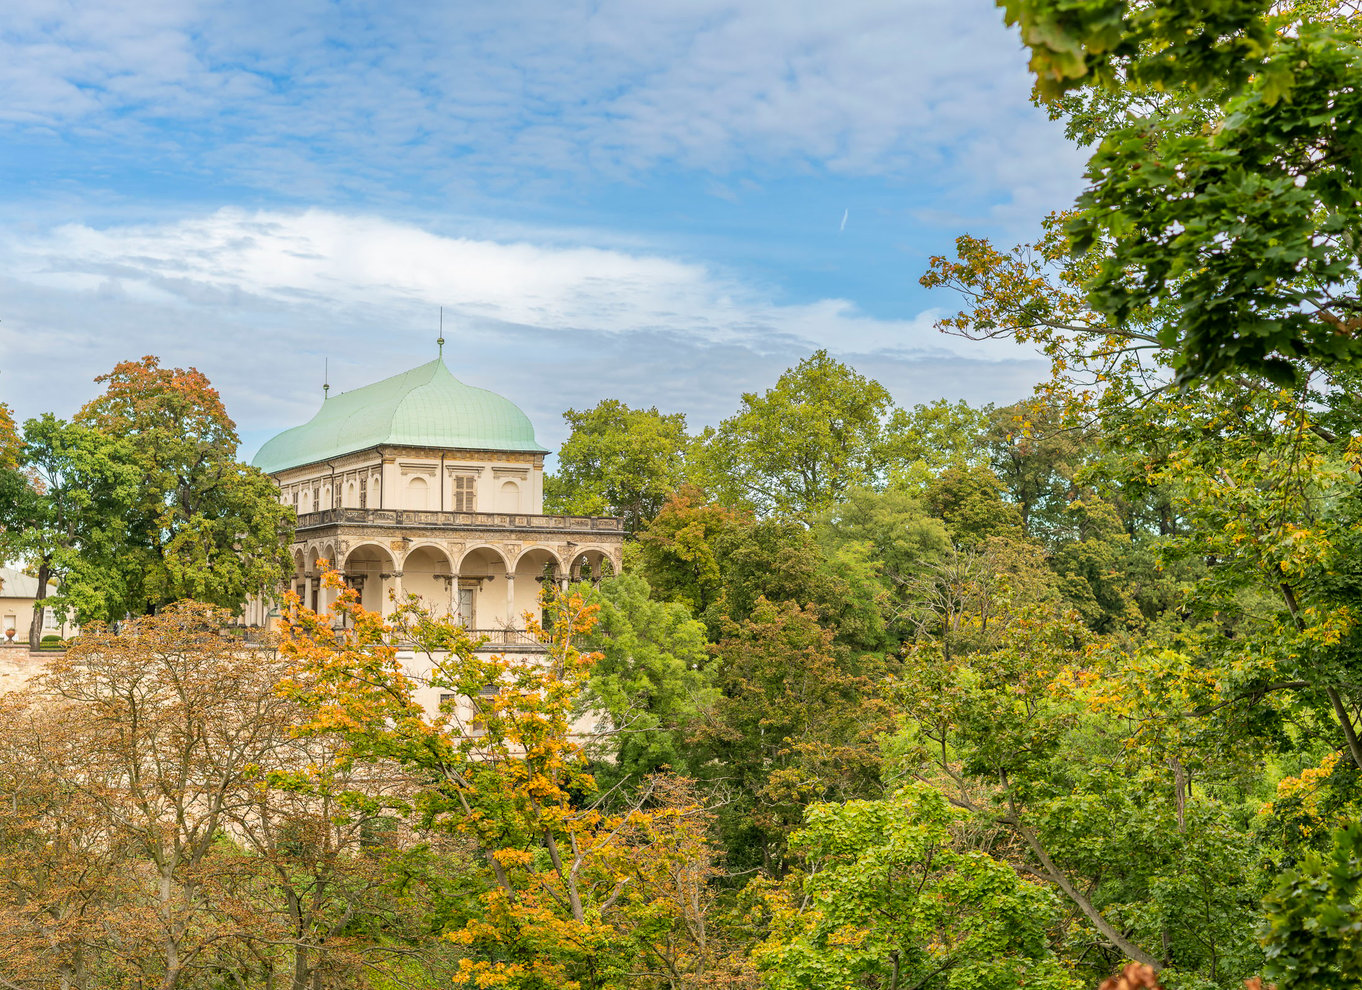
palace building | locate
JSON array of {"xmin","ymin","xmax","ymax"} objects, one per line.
[{"xmin": 245, "ymin": 352, "xmax": 624, "ymax": 648}]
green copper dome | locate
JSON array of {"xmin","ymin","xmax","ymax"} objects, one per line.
[{"xmin": 253, "ymin": 358, "xmax": 548, "ymax": 474}]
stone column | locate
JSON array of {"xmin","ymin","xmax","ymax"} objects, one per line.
[
  {"xmin": 387, "ymin": 572, "xmax": 403, "ymax": 618},
  {"xmin": 504, "ymin": 572, "xmax": 516, "ymax": 630},
  {"xmin": 448, "ymin": 571, "xmax": 459, "ymax": 620}
]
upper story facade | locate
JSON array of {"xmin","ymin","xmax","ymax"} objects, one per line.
[{"xmin": 255, "ymin": 357, "xmax": 549, "ymax": 517}]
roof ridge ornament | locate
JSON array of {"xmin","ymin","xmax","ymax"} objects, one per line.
[{"xmin": 438, "ymin": 307, "xmax": 445, "ymax": 359}]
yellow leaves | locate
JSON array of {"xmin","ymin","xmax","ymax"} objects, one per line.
[
  {"xmin": 493, "ymin": 848, "xmax": 536, "ymax": 869},
  {"xmin": 826, "ymin": 924, "xmax": 868, "ymax": 949}
]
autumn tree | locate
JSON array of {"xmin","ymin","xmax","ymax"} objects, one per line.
[
  {"xmin": 634, "ymin": 488, "xmax": 747, "ymax": 618},
  {"xmin": 282, "ymin": 572, "xmax": 725, "ymax": 990},
  {"xmin": 0, "ymin": 605, "xmax": 332, "ymax": 988},
  {"xmin": 75, "ymin": 356, "xmax": 293, "ymax": 616},
  {"xmin": 545, "ymin": 400, "xmax": 694, "ymax": 532}
]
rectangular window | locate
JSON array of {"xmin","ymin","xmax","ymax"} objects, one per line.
[
  {"xmin": 359, "ymin": 480, "xmax": 367, "ymax": 509},
  {"xmin": 312, "ymin": 485, "xmax": 320, "ymax": 509},
  {"xmin": 452, "ymin": 475, "xmax": 477, "ymax": 512},
  {"xmin": 470, "ymin": 684, "xmax": 498, "ymax": 735}
]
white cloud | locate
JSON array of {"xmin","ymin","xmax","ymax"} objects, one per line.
[
  {"xmin": 0, "ymin": 208, "xmax": 1045, "ymax": 451},
  {"xmin": 1, "ymin": 0, "xmax": 1080, "ymax": 214},
  {"xmin": 16, "ymin": 208, "xmax": 1032, "ymax": 356}
]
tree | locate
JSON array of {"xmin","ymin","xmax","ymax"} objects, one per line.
[
  {"xmin": 75, "ymin": 355, "xmax": 294, "ymax": 616},
  {"xmin": 282, "ymin": 574, "xmax": 724, "ymax": 990},
  {"xmin": 0, "ymin": 602, "xmax": 416, "ymax": 990},
  {"xmin": 985, "ymin": 396, "xmax": 1089, "ymax": 542},
  {"xmin": 885, "ymin": 398, "xmax": 992, "ymax": 493},
  {"xmin": 703, "ymin": 351, "xmax": 901, "ymax": 517},
  {"xmin": 0, "ymin": 402, "xmax": 19, "ymax": 471},
  {"xmin": 545, "ymin": 400, "xmax": 694, "ymax": 532},
  {"xmin": 922, "ymin": 465, "xmax": 1024, "ymax": 547},
  {"xmin": 6, "ymin": 415, "xmax": 138, "ymax": 648},
  {"xmin": 1261, "ymin": 824, "xmax": 1362, "ymax": 989},
  {"xmin": 576, "ymin": 573, "xmax": 715, "ymax": 787},
  {"xmin": 894, "ymin": 595, "xmax": 1271, "ymax": 983},
  {"xmin": 635, "ymin": 488, "xmax": 747, "ymax": 618},
  {"xmin": 756, "ymin": 785, "xmax": 1076, "ymax": 990},
  {"xmin": 694, "ymin": 599, "xmax": 894, "ymax": 876},
  {"xmin": 999, "ymin": 0, "xmax": 1362, "ymax": 384}
]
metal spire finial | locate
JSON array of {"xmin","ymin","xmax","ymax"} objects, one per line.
[
  {"xmin": 438, "ymin": 307, "xmax": 445, "ymax": 358},
  {"xmin": 323, "ymin": 358, "xmax": 330, "ymax": 398}
]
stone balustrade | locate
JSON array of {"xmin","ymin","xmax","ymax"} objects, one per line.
[{"xmin": 294, "ymin": 507, "xmax": 624, "ymax": 534}]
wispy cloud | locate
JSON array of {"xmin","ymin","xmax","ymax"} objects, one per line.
[
  {"xmin": 0, "ymin": 209, "xmax": 1045, "ymax": 452},
  {"xmin": 2, "ymin": 0, "xmax": 1078, "ymax": 214}
]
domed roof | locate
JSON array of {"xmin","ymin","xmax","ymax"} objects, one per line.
[{"xmin": 252, "ymin": 358, "xmax": 547, "ymax": 474}]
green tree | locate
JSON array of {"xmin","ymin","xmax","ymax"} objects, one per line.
[
  {"xmin": 756, "ymin": 785, "xmax": 1077, "ymax": 990},
  {"xmin": 985, "ymin": 397, "xmax": 1089, "ymax": 542},
  {"xmin": 641, "ymin": 497, "xmax": 891, "ymax": 651},
  {"xmin": 576, "ymin": 573, "xmax": 715, "ymax": 787},
  {"xmin": 895, "ymin": 600, "xmax": 1268, "ymax": 983},
  {"xmin": 1000, "ymin": 0, "xmax": 1362, "ymax": 384},
  {"xmin": 704, "ymin": 350, "xmax": 901, "ymax": 517},
  {"xmin": 886, "ymin": 398, "xmax": 992, "ymax": 493},
  {"xmin": 545, "ymin": 400, "xmax": 693, "ymax": 532},
  {"xmin": 812, "ymin": 488, "xmax": 951, "ymax": 645},
  {"xmin": 694, "ymin": 599, "xmax": 894, "ymax": 876},
  {"xmin": 7, "ymin": 415, "xmax": 138, "ymax": 647},
  {"xmin": 1261, "ymin": 824, "xmax": 1362, "ymax": 990},
  {"xmin": 922, "ymin": 465, "xmax": 1025, "ymax": 547},
  {"xmin": 75, "ymin": 356, "xmax": 294, "ymax": 616}
]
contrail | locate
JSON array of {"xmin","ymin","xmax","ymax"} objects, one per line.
[{"xmin": 839, "ymin": 209, "xmax": 848, "ymax": 232}]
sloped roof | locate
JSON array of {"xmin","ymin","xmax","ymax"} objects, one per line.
[
  {"xmin": 0, "ymin": 566, "xmax": 50, "ymax": 599},
  {"xmin": 252, "ymin": 358, "xmax": 548, "ymax": 474}
]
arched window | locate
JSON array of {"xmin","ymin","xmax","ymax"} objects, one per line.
[{"xmin": 408, "ymin": 476, "xmax": 430, "ymax": 510}]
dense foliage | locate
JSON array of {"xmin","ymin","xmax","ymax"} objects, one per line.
[{"xmin": 5, "ymin": 3, "xmax": 1362, "ymax": 986}]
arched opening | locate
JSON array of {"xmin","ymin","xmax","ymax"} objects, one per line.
[
  {"xmin": 498, "ymin": 480, "xmax": 521, "ymax": 513},
  {"xmin": 407, "ymin": 476, "xmax": 430, "ymax": 510},
  {"xmin": 568, "ymin": 548, "xmax": 616, "ymax": 587},
  {"xmin": 343, "ymin": 543, "xmax": 397, "ymax": 616},
  {"xmin": 292, "ymin": 550, "xmax": 306, "ymax": 602},
  {"xmin": 403, "ymin": 545, "xmax": 456, "ymax": 617},
  {"xmin": 457, "ymin": 546, "xmax": 510, "ymax": 630},
  {"xmin": 514, "ymin": 547, "xmax": 565, "ymax": 632}
]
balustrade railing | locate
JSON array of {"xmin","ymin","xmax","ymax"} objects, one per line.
[
  {"xmin": 465, "ymin": 628, "xmax": 549, "ymax": 650},
  {"xmin": 294, "ymin": 507, "xmax": 623, "ymax": 533}
]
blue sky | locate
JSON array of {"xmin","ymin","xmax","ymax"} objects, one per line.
[{"xmin": 0, "ymin": 0, "xmax": 1086, "ymax": 459}]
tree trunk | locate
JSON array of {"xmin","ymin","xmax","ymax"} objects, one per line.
[{"xmin": 28, "ymin": 559, "xmax": 51, "ymax": 651}]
